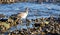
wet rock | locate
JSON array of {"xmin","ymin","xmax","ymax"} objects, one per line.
[
  {"xmin": 31, "ymin": 19, "xmax": 36, "ymax": 22},
  {"xmin": 33, "ymin": 23, "xmax": 40, "ymax": 27},
  {"xmin": 0, "ymin": 26, "xmax": 2, "ymax": 31},
  {"xmin": 40, "ymin": 17, "xmax": 45, "ymax": 21},
  {"xmin": 8, "ymin": 18, "xmax": 14, "ymax": 23},
  {"xmin": 39, "ymin": 27, "xmax": 42, "ymax": 31},
  {"xmin": 10, "ymin": 15, "xmax": 17, "ymax": 21},
  {"xmin": 13, "ymin": 30, "xmax": 19, "ymax": 34},
  {"xmin": 11, "ymin": 14, "xmax": 17, "ymax": 17},
  {"xmin": 0, "ymin": 18, "xmax": 8, "ymax": 22},
  {"xmin": 41, "ymin": 32, "xmax": 46, "ymax": 35},
  {"xmin": 51, "ymin": 33, "xmax": 59, "ymax": 35},
  {"xmin": 31, "ymin": 31, "xmax": 37, "ymax": 35},
  {"xmin": 40, "ymin": 22, "xmax": 45, "ymax": 27},
  {"xmin": 26, "ymin": 19, "xmax": 31, "ymax": 26},
  {"xmin": 0, "ymin": 25, "xmax": 6, "ymax": 32},
  {"xmin": 44, "ymin": 21, "xmax": 49, "ymax": 25},
  {"xmin": 26, "ymin": 19, "xmax": 31, "ymax": 23},
  {"xmin": 22, "ymin": 29, "xmax": 27, "ymax": 31},
  {"xmin": 16, "ymin": 19, "xmax": 22, "ymax": 24},
  {"xmin": 48, "ymin": 16, "xmax": 57, "ymax": 21},
  {"xmin": 35, "ymin": 19, "xmax": 39, "ymax": 22},
  {"xmin": 1, "ymin": 22, "xmax": 10, "ymax": 30},
  {"xmin": 31, "ymin": 18, "xmax": 40, "ymax": 23},
  {"xmin": 46, "ymin": 29, "xmax": 50, "ymax": 32},
  {"xmin": 0, "ymin": 14, "xmax": 5, "ymax": 18},
  {"xmin": 57, "ymin": 17, "xmax": 60, "ymax": 23},
  {"xmin": 26, "ymin": 23, "xmax": 30, "ymax": 26}
]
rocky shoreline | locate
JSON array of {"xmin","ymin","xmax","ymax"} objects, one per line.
[{"xmin": 0, "ymin": 14, "xmax": 60, "ymax": 35}]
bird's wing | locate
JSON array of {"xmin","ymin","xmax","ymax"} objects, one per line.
[
  {"xmin": 18, "ymin": 12, "xmax": 25, "ymax": 14},
  {"xmin": 17, "ymin": 13, "xmax": 26, "ymax": 17}
]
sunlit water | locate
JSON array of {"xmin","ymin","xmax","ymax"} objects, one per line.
[{"xmin": 0, "ymin": 2, "xmax": 60, "ymax": 32}]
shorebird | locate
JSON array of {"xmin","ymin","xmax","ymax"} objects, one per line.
[{"xmin": 17, "ymin": 7, "xmax": 29, "ymax": 20}]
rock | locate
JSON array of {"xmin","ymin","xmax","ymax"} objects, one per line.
[
  {"xmin": 35, "ymin": 19, "xmax": 39, "ymax": 22},
  {"xmin": 40, "ymin": 17, "xmax": 45, "ymax": 21},
  {"xmin": 31, "ymin": 31, "xmax": 37, "ymax": 35},
  {"xmin": 26, "ymin": 19, "xmax": 31, "ymax": 23},
  {"xmin": 31, "ymin": 19, "xmax": 35, "ymax": 22},
  {"xmin": 34, "ymin": 23, "xmax": 40, "ymax": 27},
  {"xmin": 1, "ymin": 22, "xmax": 10, "ymax": 30},
  {"xmin": 0, "ymin": 18, "xmax": 8, "ymax": 22},
  {"xmin": 44, "ymin": 21, "xmax": 49, "ymax": 25},
  {"xmin": 8, "ymin": 18, "xmax": 14, "ymax": 23},
  {"xmin": 41, "ymin": 32, "xmax": 46, "ymax": 35},
  {"xmin": 16, "ymin": 19, "xmax": 22, "ymax": 24},
  {"xmin": 0, "ymin": 14, "xmax": 5, "ymax": 18}
]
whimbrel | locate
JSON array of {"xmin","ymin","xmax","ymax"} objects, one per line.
[
  {"xmin": 16, "ymin": 7, "xmax": 29, "ymax": 24},
  {"xmin": 17, "ymin": 7, "xmax": 29, "ymax": 19}
]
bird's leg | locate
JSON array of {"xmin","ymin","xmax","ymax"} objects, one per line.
[
  {"xmin": 20, "ymin": 20, "xmax": 23, "ymax": 25},
  {"xmin": 19, "ymin": 18, "xmax": 23, "ymax": 25},
  {"xmin": 26, "ymin": 17, "xmax": 28, "ymax": 21}
]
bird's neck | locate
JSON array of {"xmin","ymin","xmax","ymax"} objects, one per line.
[{"xmin": 26, "ymin": 9, "xmax": 28, "ymax": 14}]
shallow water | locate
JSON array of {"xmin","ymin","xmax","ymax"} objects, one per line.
[{"xmin": 0, "ymin": 2, "xmax": 60, "ymax": 31}]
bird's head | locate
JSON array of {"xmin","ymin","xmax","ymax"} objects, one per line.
[{"xmin": 25, "ymin": 7, "xmax": 29, "ymax": 14}]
